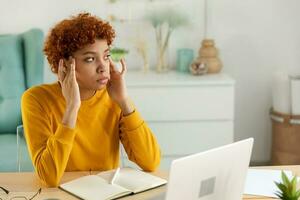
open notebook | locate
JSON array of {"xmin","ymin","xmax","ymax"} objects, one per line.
[{"xmin": 60, "ymin": 167, "xmax": 167, "ymax": 200}]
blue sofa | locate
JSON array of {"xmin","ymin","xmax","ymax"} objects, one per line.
[{"xmin": 0, "ymin": 29, "xmax": 44, "ymax": 172}]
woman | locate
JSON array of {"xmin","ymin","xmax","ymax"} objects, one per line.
[{"xmin": 21, "ymin": 12, "xmax": 161, "ymax": 187}]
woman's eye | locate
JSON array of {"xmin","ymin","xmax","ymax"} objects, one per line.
[
  {"xmin": 85, "ymin": 57, "xmax": 95, "ymax": 62},
  {"xmin": 104, "ymin": 54, "xmax": 111, "ymax": 60}
]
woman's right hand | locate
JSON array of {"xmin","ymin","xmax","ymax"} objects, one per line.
[{"xmin": 58, "ymin": 57, "xmax": 81, "ymax": 111}]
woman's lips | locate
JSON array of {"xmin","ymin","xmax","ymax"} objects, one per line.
[{"xmin": 97, "ymin": 77, "xmax": 109, "ymax": 84}]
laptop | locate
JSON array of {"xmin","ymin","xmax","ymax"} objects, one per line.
[{"xmin": 149, "ymin": 138, "xmax": 254, "ymax": 200}]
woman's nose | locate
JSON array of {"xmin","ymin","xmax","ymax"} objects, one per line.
[
  {"xmin": 96, "ymin": 61, "xmax": 108, "ymax": 73},
  {"xmin": 97, "ymin": 67, "xmax": 106, "ymax": 73}
]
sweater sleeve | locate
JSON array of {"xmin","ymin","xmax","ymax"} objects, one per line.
[
  {"xmin": 21, "ymin": 91, "xmax": 76, "ymax": 187},
  {"xmin": 119, "ymin": 110, "xmax": 161, "ymax": 171}
]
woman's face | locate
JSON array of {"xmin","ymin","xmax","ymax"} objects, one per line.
[{"xmin": 72, "ymin": 39, "xmax": 111, "ymax": 91}]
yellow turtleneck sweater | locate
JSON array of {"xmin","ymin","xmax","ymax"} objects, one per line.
[{"xmin": 21, "ymin": 82, "xmax": 161, "ymax": 187}]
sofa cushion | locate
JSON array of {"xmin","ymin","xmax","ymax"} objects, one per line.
[
  {"xmin": 22, "ymin": 28, "xmax": 44, "ymax": 88},
  {"xmin": 0, "ymin": 35, "xmax": 26, "ymax": 133}
]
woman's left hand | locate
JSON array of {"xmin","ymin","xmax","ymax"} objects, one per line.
[{"xmin": 107, "ymin": 58, "xmax": 134, "ymax": 115}]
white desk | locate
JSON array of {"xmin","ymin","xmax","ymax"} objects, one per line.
[{"xmin": 1, "ymin": 166, "xmax": 299, "ymax": 199}]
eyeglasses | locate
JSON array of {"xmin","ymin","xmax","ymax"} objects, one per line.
[{"xmin": 0, "ymin": 187, "xmax": 41, "ymax": 200}]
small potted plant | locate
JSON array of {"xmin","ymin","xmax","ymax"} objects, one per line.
[
  {"xmin": 110, "ymin": 47, "xmax": 129, "ymax": 62},
  {"xmin": 274, "ymin": 171, "xmax": 300, "ymax": 200}
]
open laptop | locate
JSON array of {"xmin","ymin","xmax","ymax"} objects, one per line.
[{"xmin": 149, "ymin": 138, "xmax": 253, "ymax": 200}]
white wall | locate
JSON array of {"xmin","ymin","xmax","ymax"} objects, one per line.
[
  {"xmin": 210, "ymin": 0, "xmax": 300, "ymax": 163},
  {"xmin": 0, "ymin": 0, "xmax": 203, "ymax": 82},
  {"xmin": 1, "ymin": 0, "xmax": 299, "ymax": 163}
]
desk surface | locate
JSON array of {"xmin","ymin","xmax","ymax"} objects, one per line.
[{"xmin": 1, "ymin": 165, "xmax": 300, "ymax": 200}]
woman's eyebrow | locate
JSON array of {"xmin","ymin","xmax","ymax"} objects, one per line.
[
  {"xmin": 82, "ymin": 48, "xmax": 110, "ymax": 55},
  {"xmin": 82, "ymin": 51, "xmax": 97, "ymax": 55}
]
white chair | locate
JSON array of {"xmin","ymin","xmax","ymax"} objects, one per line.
[{"xmin": 16, "ymin": 125, "xmax": 34, "ymax": 172}]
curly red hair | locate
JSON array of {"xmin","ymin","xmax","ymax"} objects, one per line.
[{"xmin": 44, "ymin": 12, "xmax": 116, "ymax": 73}]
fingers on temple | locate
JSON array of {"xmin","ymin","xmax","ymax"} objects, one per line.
[
  {"xmin": 120, "ymin": 58, "xmax": 127, "ymax": 75},
  {"xmin": 58, "ymin": 59, "xmax": 65, "ymax": 83},
  {"xmin": 70, "ymin": 58, "xmax": 76, "ymax": 80},
  {"xmin": 109, "ymin": 57, "xmax": 117, "ymax": 72}
]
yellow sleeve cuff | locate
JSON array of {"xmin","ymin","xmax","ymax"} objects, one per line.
[
  {"xmin": 120, "ymin": 110, "xmax": 144, "ymax": 131},
  {"xmin": 54, "ymin": 124, "xmax": 76, "ymax": 144}
]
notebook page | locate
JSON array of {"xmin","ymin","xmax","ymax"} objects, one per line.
[
  {"xmin": 113, "ymin": 167, "xmax": 167, "ymax": 193},
  {"xmin": 60, "ymin": 175, "xmax": 131, "ymax": 200}
]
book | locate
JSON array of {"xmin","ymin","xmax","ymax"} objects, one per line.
[{"xmin": 59, "ymin": 167, "xmax": 167, "ymax": 200}]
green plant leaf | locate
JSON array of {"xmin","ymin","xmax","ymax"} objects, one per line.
[
  {"xmin": 291, "ymin": 176, "xmax": 297, "ymax": 194},
  {"xmin": 295, "ymin": 190, "xmax": 300, "ymax": 198},
  {"xmin": 110, "ymin": 47, "xmax": 129, "ymax": 62},
  {"xmin": 275, "ymin": 172, "xmax": 300, "ymax": 200},
  {"xmin": 282, "ymin": 171, "xmax": 291, "ymax": 186},
  {"xmin": 275, "ymin": 181, "xmax": 288, "ymax": 192}
]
